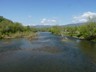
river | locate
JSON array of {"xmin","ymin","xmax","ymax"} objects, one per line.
[{"xmin": 0, "ymin": 32, "xmax": 96, "ymax": 72}]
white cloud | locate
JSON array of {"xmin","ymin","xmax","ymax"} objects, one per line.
[
  {"xmin": 28, "ymin": 15, "xmax": 32, "ymax": 19},
  {"xmin": 72, "ymin": 11, "xmax": 96, "ymax": 23},
  {"xmin": 41, "ymin": 18, "xmax": 47, "ymax": 24},
  {"xmin": 41, "ymin": 18, "xmax": 58, "ymax": 25}
]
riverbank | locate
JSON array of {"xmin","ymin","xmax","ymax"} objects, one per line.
[
  {"xmin": 49, "ymin": 22, "xmax": 96, "ymax": 42},
  {"xmin": 0, "ymin": 16, "xmax": 37, "ymax": 40},
  {"xmin": 0, "ymin": 31, "xmax": 37, "ymax": 40}
]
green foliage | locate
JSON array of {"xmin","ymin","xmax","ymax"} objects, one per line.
[
  {"xmin": 78, "ymin": 22, "xmax": 96, "ymax": 40},
  {"xmin": 49, "ymin": 26, "xmax": 61, "ymax": 35},
  {"xmin": 49, "ymin": 22, "xmax": 96, "ymax": 41},
  {"xmin": 0, "ymin": 16, "xmax": 37, "ymax": 39},
  {"xmin": 0, "ymin": 16, "xmax": 4, "ymax": 22},
  {"xmin": 36, "ymin": 27, "xmax": 50, "ymax": 32},
  {"xmin": 65, "ymin": 22, "xmax": 96, "ymax": 40}
]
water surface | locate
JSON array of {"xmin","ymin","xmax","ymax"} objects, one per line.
[{"xmin": 0, "ymin": 32, "xmax": 96, "ymax": 72}]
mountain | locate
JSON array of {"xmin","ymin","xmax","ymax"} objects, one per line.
[
  {"xmin": 33, "ymin": 25, "xmax": 52, "ymax": 28},
  {"xmin": 31, "ymin": 22, "xmax": 85, "ymax": 28},
  {"xmin": 64, "ymin": 23, "xmax": 85, "ymax": 26}
]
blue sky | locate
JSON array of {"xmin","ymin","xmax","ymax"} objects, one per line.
[{"xmin": 0, "ymin": 0, "xmax": 96, "ymax": 26}]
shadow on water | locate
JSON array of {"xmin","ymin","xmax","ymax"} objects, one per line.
[
  {"xmin": 62, "ymin": 36, "xmax": 96, "ymax": 63},
  {"xmin": 78, "ymin": 40, "xmax": 96, "ymax": 63},
  {"xmin": 0, "ymin": 32, "xmax": 96, "ymax": 72}
]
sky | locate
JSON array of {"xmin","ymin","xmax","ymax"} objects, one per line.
[{"xmin": 0, "ymin": 0, "xmax": 96, "ymax": 26}]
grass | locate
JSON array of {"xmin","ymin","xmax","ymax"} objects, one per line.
[{"xmin": 0, "ymin": 31, "xmax": 37, "ymax": 40}]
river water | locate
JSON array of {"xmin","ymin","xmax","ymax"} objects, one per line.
[{"xmin": 0, "ymin": 32, "xmax": 96, "ymax": 72}]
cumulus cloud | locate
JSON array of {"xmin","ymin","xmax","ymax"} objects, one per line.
[
  {"xmin": 41, "ymin": 18, "xmax": 58, "ymax": 25},
  {"xmin": 72, "ymin": 11, "xmax": 96, "ymax": 23}
]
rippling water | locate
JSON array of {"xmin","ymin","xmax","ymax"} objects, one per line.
[{"xmin": 0, "ymin": 32, "xmax": 96, "ymax": 72}]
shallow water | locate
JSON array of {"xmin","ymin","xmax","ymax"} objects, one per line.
[{"xmin": 0, "ymin": 32, "xmax": 96, "ymax": 72}]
